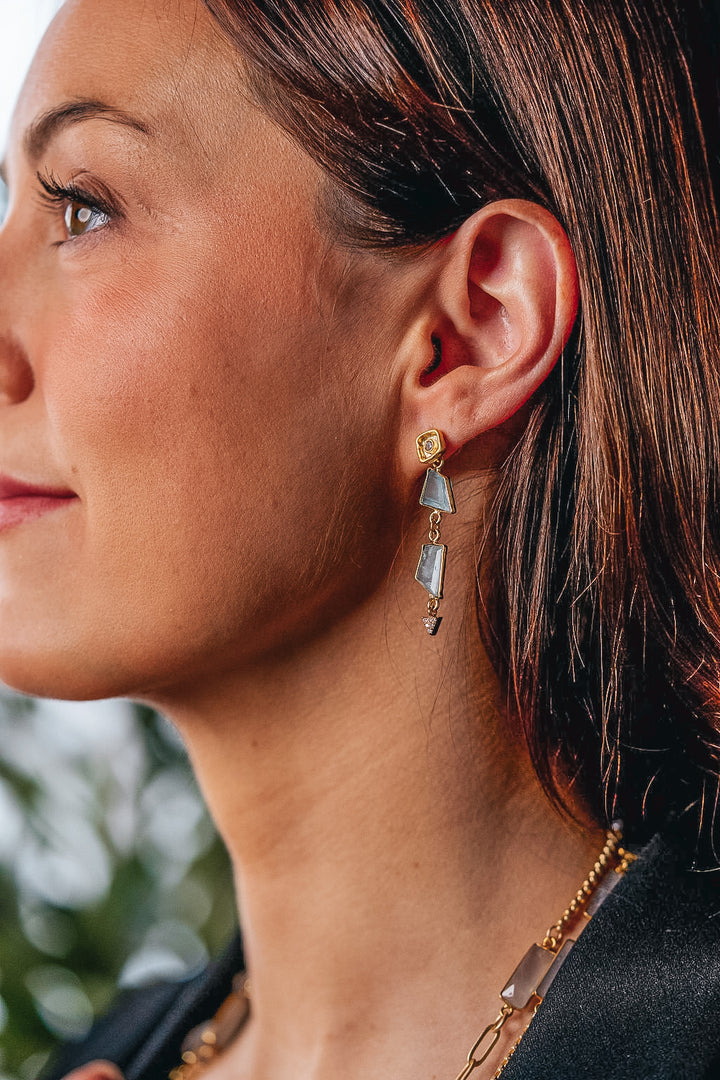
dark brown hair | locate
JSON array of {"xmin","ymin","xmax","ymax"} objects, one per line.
[{"xmin": 204, "ymin": 0, "xmax": 720, "ymax": 862}]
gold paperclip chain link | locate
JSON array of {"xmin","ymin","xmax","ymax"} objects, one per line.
[{"xmin": 453, "ymin": 1005, "xmax": 514, "ymax": 1080}]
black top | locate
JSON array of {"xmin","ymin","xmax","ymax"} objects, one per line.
[{"xmin": 43, "ymin": 822, "xmax": 720, "ymax": 1080}]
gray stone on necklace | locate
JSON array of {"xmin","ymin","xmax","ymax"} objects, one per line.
[
  {"xmin": 585, "ymin": 868, "xmax": 623, "ymax": 916},
  {"xmin": 501, "ymin": 943, "xmax": 557, "ymax": 1010},
  {"xmin": 535, "ymin": 939, "xmax": 575, "ymax": 1001}
]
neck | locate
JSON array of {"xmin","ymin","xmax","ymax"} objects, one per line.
[{"xmin": 156, "ymin": 534, "xmax": 605, "ymax": 1080}]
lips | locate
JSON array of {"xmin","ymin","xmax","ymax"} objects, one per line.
[{"xmin": 0, "ymin": 475, "xmax": 78, "ymax": 533}]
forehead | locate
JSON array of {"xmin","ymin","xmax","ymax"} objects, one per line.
[{"xmin": 10, "ymin": 0, "xmax": 243, "ymax": 164}]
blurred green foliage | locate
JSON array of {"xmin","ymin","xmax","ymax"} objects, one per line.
[{"xmin": 0, "ymin": 693, "xmax": 235, "ymax": 1080}]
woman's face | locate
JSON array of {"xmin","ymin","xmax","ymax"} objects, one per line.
[{"xmin": 0, "ymin": 0, "xmax": 410, "ymax": 700}]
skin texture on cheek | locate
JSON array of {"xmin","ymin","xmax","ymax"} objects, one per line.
[{"xmin": 7, "ymin": 216, "xmax": 382, "ymax": 696}]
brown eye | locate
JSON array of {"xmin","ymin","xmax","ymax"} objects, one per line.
[{"xmin": 64, "ymin": 200, "xmax": 109, "ymax": 238}]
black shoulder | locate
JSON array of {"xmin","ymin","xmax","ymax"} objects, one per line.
[
  {"xmin": 501, "ymin": 823, "xmax": 720, "ymax": 1079},
  {"xmin": 42, "ymin": 935, "xmax": 243, "ymax": 1080}
]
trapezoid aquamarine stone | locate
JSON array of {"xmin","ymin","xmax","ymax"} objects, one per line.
[
  {"xmin": 415, "ymin": 543, "xmax": 446, "ymax": 598},
  {"xmin": 500, "ymin": 942, "xmax": 556, "ymax": 1009},
  {"xmin": 419, "ymin": 468, "xmax": 456, "ymax": 514}
]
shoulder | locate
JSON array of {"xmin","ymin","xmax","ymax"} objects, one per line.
[
  {"xmin": 42, "ymin": 935, "xmax": 243, "ymax": 1080},
  {"xmin": 502, "ymin": 822, "xmax": 720, "ymax": 1079}
]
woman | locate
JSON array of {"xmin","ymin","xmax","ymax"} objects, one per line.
[{"xmin": 1, "ymin": 0, "xmax": 719, "ymax": 1076}]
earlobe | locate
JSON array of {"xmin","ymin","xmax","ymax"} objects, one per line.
[{"xmin": 404, "ymin": 199, "xmax": 578, "ymax": 464}]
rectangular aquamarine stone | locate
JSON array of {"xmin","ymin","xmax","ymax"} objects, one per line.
[
  {"xmin": 585, "ymin": 868, "xmax": 622, "ymax": 916},
  {"xmin": 415, "ymin": 543, "xmax": 446, "ymax": 598},
  {"xmin": 535, "ymin": 939, "xmax": 575, "ymax": 1000},
  {"xmin": 500, "ymin": 943, "xmax": 556, "ymax": 1009},
  {"xmin": 419, "ymin": 468, "xmax": 456, "ymax": 514}
]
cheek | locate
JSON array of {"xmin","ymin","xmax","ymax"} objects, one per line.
[{"xmin": 6, "ymin": 225, "xmax": 391, "ymax": 697}]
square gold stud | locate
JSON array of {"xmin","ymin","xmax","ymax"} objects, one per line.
[{"xmin": 416, "ymin": 429, "xmax": 445, "ymax": 464}]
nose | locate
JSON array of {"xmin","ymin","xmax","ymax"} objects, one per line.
[
  {"xmin": 0, "ymin": 332, "xmax": 34, "ymax": 405},
  {"xmin": 0, "ymin": 202, "xmax": 35, "ymax": 406}
]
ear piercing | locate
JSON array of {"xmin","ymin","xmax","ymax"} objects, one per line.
[{"xmin": 414, "ymin": 429, "xmax": 455, "ymax": 635}]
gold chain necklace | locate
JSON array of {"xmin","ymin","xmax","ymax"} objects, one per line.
[{"xmin": 170, "ymin": 827, "xmax": 636, "ymax": 1080}]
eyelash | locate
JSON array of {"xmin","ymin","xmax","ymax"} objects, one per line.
[{"xmin": 36, "ymin": 170, "xmax": 120, "ymax": 241}]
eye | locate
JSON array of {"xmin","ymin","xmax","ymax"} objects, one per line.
[
  {"xmin": 36, "ymin": 171, "xmax": 119, "ymax": 244},
  {"xmin": 64, "ymin": 200, "xmax": 110, "ymax": 238}
]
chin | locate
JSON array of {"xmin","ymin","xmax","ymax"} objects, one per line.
[{"xmin": 0, "ymin": 643, "xmax": 135, "ymax": 704}]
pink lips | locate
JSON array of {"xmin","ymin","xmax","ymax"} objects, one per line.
[{"xmin": 0, "ymin": 476, "xmax": 78, "ymax": 533}]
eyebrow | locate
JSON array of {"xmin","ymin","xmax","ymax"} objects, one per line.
[{"xmin": 23, "ymin": 98, "xmax": 152, "ymax": 162}]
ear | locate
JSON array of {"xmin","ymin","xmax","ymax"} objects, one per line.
[{"xmin": 398, "ymin": 199, "xmax": 578, "ymax": 475}]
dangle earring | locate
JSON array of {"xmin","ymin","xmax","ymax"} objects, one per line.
[{"xmin": 414, "ymin": 429, "xmax": 456, "ymax": 635}]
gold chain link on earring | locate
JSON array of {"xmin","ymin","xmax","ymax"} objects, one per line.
[{"xmin": 428, "ymin": 509, "xmax": 442, "ymax": 544}]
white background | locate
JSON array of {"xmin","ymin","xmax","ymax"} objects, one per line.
[{"xmin": 0, "ymin": 2, "xmax": 62, "ymax": 150}]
